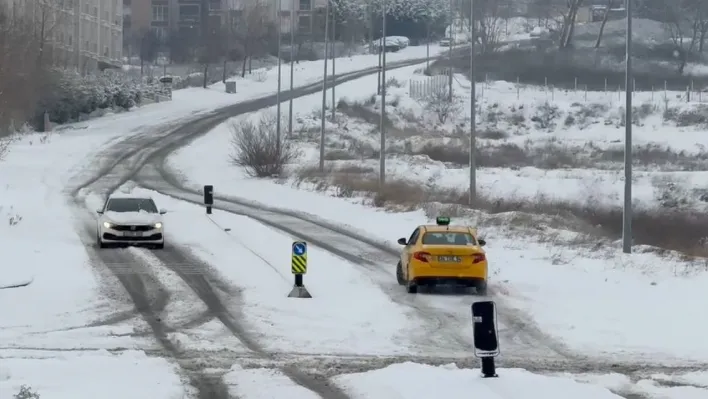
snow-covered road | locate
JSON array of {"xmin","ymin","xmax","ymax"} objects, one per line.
[{"xmin": 1, "ymin": 46, "xmax": 706, "ymax": 399}]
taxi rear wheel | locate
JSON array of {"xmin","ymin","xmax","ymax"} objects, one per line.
[
  {"xmin": 406, "ymin": 282, "xmax": 418, "ymax": 293},
  {"xmin": 396, "ymin": 262, "xmax": 405, "ymax": 285},
  {"xmin": 475, "ymin": 281, "xmax": 488, "ymax": 296}
]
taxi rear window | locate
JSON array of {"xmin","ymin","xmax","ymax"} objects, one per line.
[{"xmin": 422, "ymin": 232, "xmax": 476, "ymax": 245}]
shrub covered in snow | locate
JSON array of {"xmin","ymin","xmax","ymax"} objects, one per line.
[
  {"xmin": 14, "ymin": 385, "xmax": 40, "ymax": 399},
  {"xmin": 229, "ymin": 113, "xmax": 300, "ymax": 177},
  {"xmin": 0, "ymin": 137, "xmax": 11, "ymax": 162},
  {"xmin": 37, "ymin": 68, "xmax": 171, "ymax": 126}
]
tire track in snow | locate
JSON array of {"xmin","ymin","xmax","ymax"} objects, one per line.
[
  {"xmin": 135, "ymin": 169, "xmax": 577, "ymax": 364},
  {"xmin": 136, "ymin": 117, "xmax": 708, "ymax": 377},
  {"xmin": 61, "ymin": 61, "xmax": 441, "ymax": 398}
]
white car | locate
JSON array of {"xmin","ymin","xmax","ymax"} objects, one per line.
[{"xmin": 96, "ymin": 194, "xmax": 166, "ymax": 249}]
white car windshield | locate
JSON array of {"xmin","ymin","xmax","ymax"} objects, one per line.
[{"xmin": 106, "ymin": 198, "xmax": 158, "ymax": 213}]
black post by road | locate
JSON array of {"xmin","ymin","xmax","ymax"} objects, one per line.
[
  {"xmin": 472, "ymin": 301, "xmax": 500, "ymax": 378},
  {"xmin": 204, "ymin": 185, "xmax": 213, "ymax": 214}
]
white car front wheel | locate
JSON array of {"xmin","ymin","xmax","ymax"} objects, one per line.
[{"xmin": 97, "ymin": 232, "xmax": 107, "ymax": 248}]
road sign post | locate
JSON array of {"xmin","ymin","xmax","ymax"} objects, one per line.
[
  {"xmin": 204, "ymin": 185, "xmax": 213, "ymax": 214},
  {"xmin": 471, "ymin": 301, "xmax": 500, "ymax": 378},
  {"xmin": 288, "ymin": 241, "xmax": 312, "ymax": 298}
]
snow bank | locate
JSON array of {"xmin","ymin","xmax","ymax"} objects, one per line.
[
  {"xmin": 0, "ymin": 350, "xmax": 185, "ymax": 399},
  {"xmin": 335, "ymin": 362, "xmax": 622, "ymax": 399}
]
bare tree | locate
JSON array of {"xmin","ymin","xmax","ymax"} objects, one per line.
[
  {"xmin": 460, "ymin": 0, "xmax": 505, "ymax": 53},
  {"xmin": 557, "ymin": 0, "xmax": 584, "ymax": 49},
  {"xmin": 198, "ymin": 26, "xmax": 226, "ymax": 87},
  {"xmin": 33, "ymin": 0, "xmax": 67, "ymax": 68},
  {"xmin": 662, "ymin": 0, "xmax": 701, "ymax": 74},
  {"xmin": 694, "ymin": 0, "xmax": 708, "ymax": 52},
  {"xmin": 529, "ymin": 0, "xmax": 560, "ymax": 29},
  {"xmin": 332, "ymin": 0, "xmax": 368, "ymax": 55},
  {"xmin": 594, "ymin": 0, "xmax": 612, "ymax": 48},
  {"xmin": 0, "ymin": 3, "xmax": 45, "ymax": 134},
  {"xmin": 138, "ymin": 29, "xmax": 160, "ymax": 76},
  {"xmin": 235, "ymin": 0, "xmax": 275, "ymax": 77}
]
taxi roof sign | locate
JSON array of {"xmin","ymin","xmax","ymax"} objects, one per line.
[{"xmin": 436, "ymin": 216, "xmax": 450, "ymax": 225}]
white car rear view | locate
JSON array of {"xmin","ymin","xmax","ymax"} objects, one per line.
[{"xmin": 96, "ymin": 194, "xmax": 166, "ymax": 249}]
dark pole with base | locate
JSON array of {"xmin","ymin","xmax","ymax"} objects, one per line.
[
  {"xmin": 472, "ymin": 301, "xmax": 500, "ymax": 378},
  {"xmin": 204, "ymin": 185, "xmax": 213, "ymax": 214},
  {"xmin": 481, "ymin": 357, "xmax": 497, "ymax": 378}
]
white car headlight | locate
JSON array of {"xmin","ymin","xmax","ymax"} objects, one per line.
[
  {"xmin": 103, "ymin": 221, "xmax": 113, "ymax": 228},
  {"xmin": 154, "ymin": 222, "xmax": 163, "ymax": 229}
]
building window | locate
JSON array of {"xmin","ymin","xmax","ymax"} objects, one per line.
[
  {"xmin": 152, "ymin": 5, "xmax": 168, "ymax": 21},
  {"xmin": 179, "ymin": 5, "xmax": 200, "ymax": 23},
  {"xmin": 299, "ymin": 0, "xmax": 310, "ymax": 11},
  {"xmin": 150, "ymin": 26, "xmax": 168, "ymax": 40},
  {"xmin": 298, "ymin": 15, "xmax": 310, "ymax": 31}
]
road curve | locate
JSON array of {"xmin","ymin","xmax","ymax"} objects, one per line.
[
  {"xmin": 65, "ymin": 57, "xmax": 445, "ymax": 399},
  {"xmin": 131, "ymin": 57, "xmax": 708, "ymax": 383}
]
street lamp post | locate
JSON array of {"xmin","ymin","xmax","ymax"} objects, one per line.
[
  {"xmin": 469, "ymin": 0, "xmax": 476, "ymax": 204},
  {"xmin": 379, "ymin": 0, "xmax": 386, "ymax": 187},
  {"xmin": 622, "ymin": 0, "xmax": 633, "ymax": 253},
  {"xmin": 288, "ymin": 0, "xmax": 295, "ymax": 137},
  {"xmin": 331, "ymin": 17, "xmax": 336, "ymax": 121},
  {"xmin": 448, "ymin": 0, "xmax": 454, "ymax": 101},
  {"xmin": 276, "ymin": 0, "xmax": 283, "ymax": 154},
  {"xmin": 319, "ymin": 0, "xmax": 330, "ymax": 172}
]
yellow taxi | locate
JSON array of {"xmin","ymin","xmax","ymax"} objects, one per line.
[{"xmin": 396, "ymin": 217, "xmax": 488, "ymax": 294}]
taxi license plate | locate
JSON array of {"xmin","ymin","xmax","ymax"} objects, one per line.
[
  {"xmin": 124, "ymin": 231, "xmax": 142, "ymax": 237},
  {"xmin": 438, "ymin": 256, "xmax": 461, "ymax": 262}
]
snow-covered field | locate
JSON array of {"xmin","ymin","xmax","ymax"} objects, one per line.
[
  {"xmin": 175, "ymin": 62, "xmax": 708, "ymax": 212},
  {"xmin": 221, "ymin": 362, "xmax": 688, "ymax": 399},
  {"xmin": 2, "ymin": 42, "xmax": 708, "ymax": 397},
  {"xmin": 166, "ymin": 61, "xmax": 708, "ymax": 366},
  {"xmin": 0, "ymin": 46, "xmax": 450, "ymax": 397}
]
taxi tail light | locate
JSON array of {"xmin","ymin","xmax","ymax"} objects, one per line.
[
  {"xmin": 413, "ymin": 251, "xmax": 432, "ymax": 262},
  {"xmin": 472, "ymin": 253, "xmax": 486, "ymax": 263}
]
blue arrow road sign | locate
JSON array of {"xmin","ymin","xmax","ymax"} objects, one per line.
[{"xmin": 292, "ymin": 242, "xmax": 307, "ymax": 256}]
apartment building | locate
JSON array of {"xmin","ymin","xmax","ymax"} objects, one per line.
[
  {"xmin": 5, "ymin": 0, "xmax": 123, "ymax": 71},
  {"xmin": 125, "ymin": 0, "xmax": 325, "ymax": 46}
]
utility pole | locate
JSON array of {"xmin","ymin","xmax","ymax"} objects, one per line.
[
  {"xmin": 319, "ymin": 0, "xmax": 330, "ymax": 172},
  {"xmin": 377, "ymin": 34, "xmax": 382, "ymax": 94},
  {"xmin": 448, "ymin": 0, "xmax": 454, "ymax": 101},
  {"xmin": 622, "ymin": 0, "xmax": 633, "ymax": 253},
  {"xmin": 469, "ymin": 0, "xmax": 476, "ymax": 204},
  {"xmin": 276, "ymin": 0, "xmax": 283, "ymax": 154},
  {"xmin": 379, "ymin": 0, "xmax": 386, "ymax": 187},
  {"xmin": 331, "ymin": 16, "xmax": 336, "ymax": 121},
  {"xmin": 288, "ymin": 0, "xmax": 295, "ymax": 137},
  {"xmin": 426, "ymin": 22, "xmax": 430, "ymax": 69}
]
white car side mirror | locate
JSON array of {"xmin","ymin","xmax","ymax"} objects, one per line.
[
  {"xmin": 96, "ymin": 209, "xmax": 103, "ymax": 214},
  {"xmin": 159, "ymin": 209, "xmax": 167, "ymax": 215}
]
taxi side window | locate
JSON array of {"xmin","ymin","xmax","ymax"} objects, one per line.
[{"xmin": 406, "ymin": 229, "xmax": 420, "ymax": 246}]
